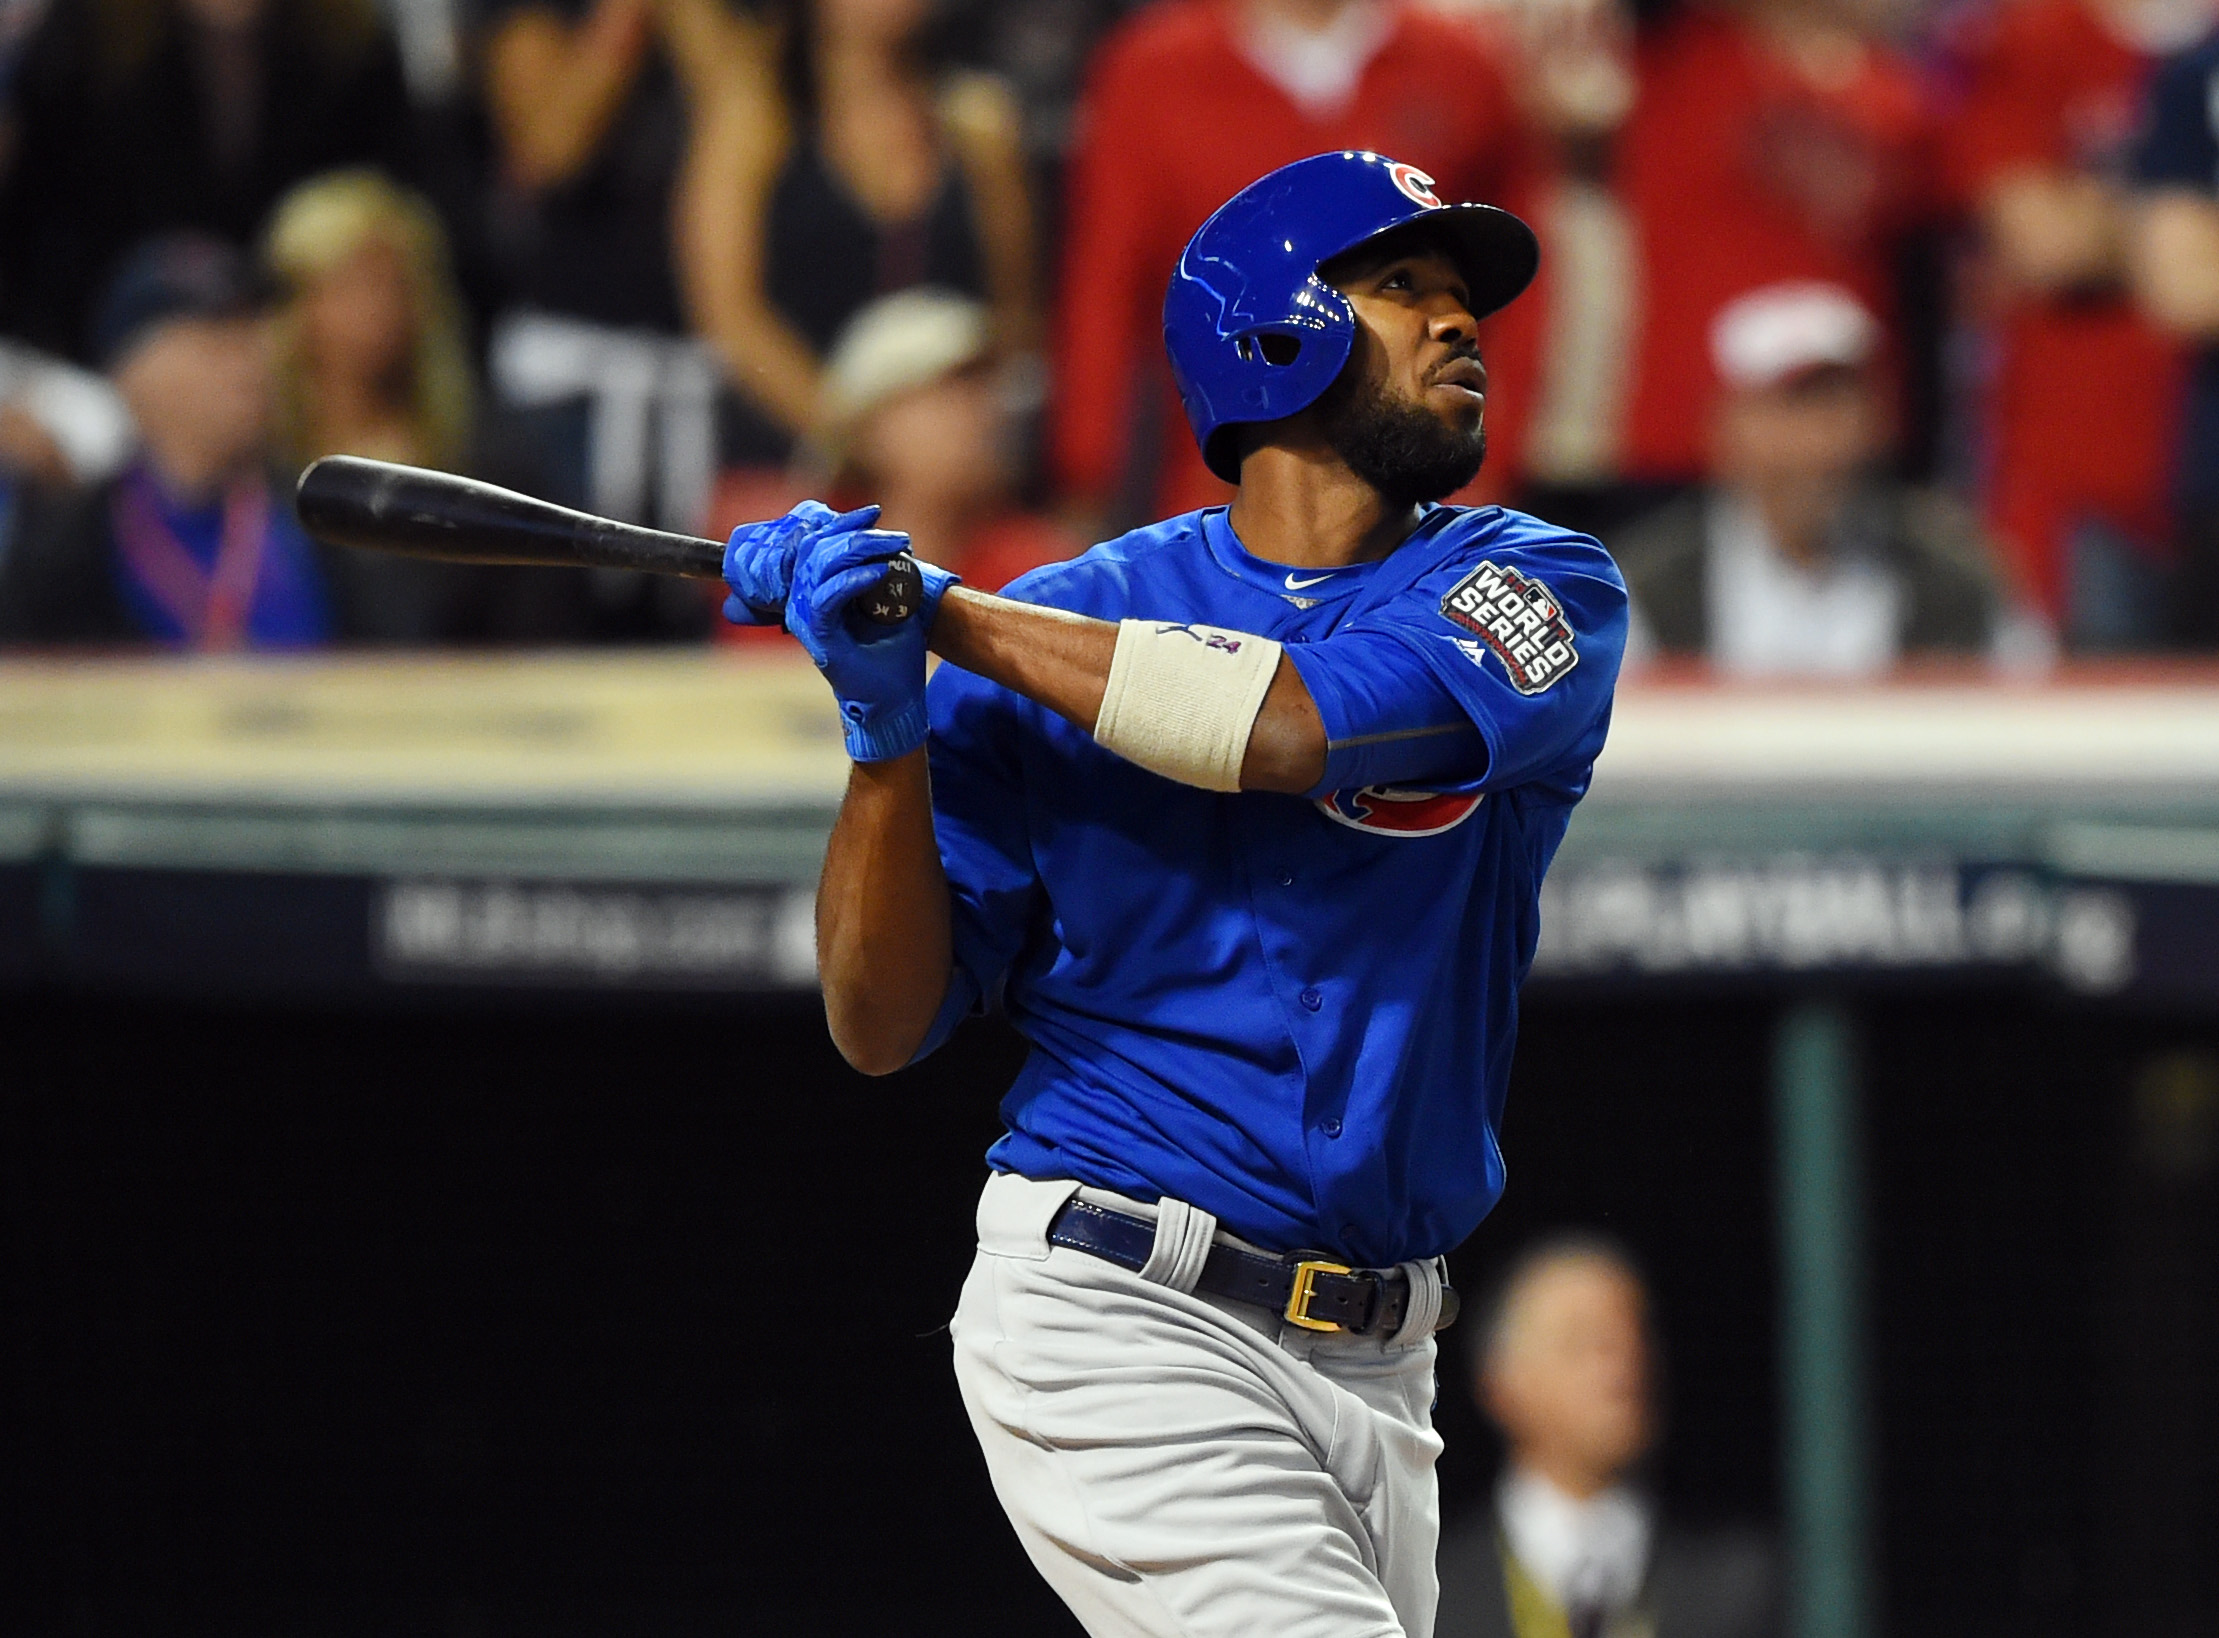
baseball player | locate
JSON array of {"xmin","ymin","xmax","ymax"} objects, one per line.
[{"xmin": 722, "ymin": 151, "xmax": 1627, "ymax": 1638}]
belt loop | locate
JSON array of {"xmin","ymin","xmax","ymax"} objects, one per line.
[
  {"xmin": 1139, "ymin": 1197, "xmax": 1217, "ymax": 1293},
  {"xmin": 1390, "ymin": 1257, "xmax": 1445, "ymax": 1346}
]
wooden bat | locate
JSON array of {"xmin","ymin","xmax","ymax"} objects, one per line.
[{"xmin": 293, "ymin": 455, "xmax": 922, "ymax": 624}]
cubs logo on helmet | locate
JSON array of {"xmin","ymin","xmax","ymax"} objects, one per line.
[
  {"xmin": 1316, "ymin": 785, "xmax": 1485, "ymax": 837},
  {"xmin": 1389, "ymin": 164, "xmax": 1443, "ymax": 208}
]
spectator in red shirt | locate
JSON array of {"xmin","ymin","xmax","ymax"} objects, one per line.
[
  {"xmin": 1050, "ymin": 0, "xmax": 1527, "ymax": 524},
  {"xmin": 1945, "ymin": 0, "xmax": 2208, "ymax": 646},
  {"xmin": 1614, "ymin": 0, "xmax": 1936, "ymax": 485}
]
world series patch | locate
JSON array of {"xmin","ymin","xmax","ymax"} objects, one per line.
[{"xmin": 1437, "ymin": 560, "xmax": 1579, "ymax": 694}]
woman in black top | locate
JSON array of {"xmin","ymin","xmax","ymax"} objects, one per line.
[
  {"xmin": 482, "ymin": 0, "xmax": 740, "ymax": 334},
  {"xmin": 476, "ymin": 0, "xmax": 740, "ymax": 580},
  {"xmin": 676, "ymin": 0, "xmax": 1037, "ymax": 454}
]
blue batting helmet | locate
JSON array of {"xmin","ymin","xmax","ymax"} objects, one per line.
[{"xmin": 1163, "ymin": 151, "xmax": 1539, "ymax": 482}]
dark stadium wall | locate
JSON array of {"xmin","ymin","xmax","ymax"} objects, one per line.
[{"xmin": 2, "ymin": 989, "xmax": 2214, "ymax": 1637}]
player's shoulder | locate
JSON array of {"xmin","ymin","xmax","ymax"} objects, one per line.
[
  {"xmin": 993, "ymin": 511, "xmax": 1212, "ymax": 616},
  {"xmin": 1412, "ymin": 505, "xmax": 1627, "ymax": 590},
  {"xmin": 1381, "ymin": 508, "xmax": 1627, "ymax": 700},
  {"xmin": 1359, "ymin": 506, "xmax": 1627, "ymax": 662}
]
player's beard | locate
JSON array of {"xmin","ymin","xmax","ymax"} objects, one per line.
[{"xmin": 1315, "ymin": 360, "xmax": 1487, "ymax": 508}]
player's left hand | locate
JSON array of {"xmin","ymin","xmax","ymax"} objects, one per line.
[
  {"xmin": 721, "ymin": 500, "xmax": 880, "ymax": 626},
  {"xmin": 786, "ymin": 522, "xmax": 958, "ymax": 760}
]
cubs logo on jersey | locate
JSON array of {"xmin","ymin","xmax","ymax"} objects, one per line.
[{"xmin": 1316, "ymin": 785, "xmax": 1485, "ymax": 836}]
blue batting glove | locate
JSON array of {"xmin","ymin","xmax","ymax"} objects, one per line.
[
  {"xmin": 720, "ymin": 500, "xmax": 879, "ymax": 626},
  {"xmin": 785, "ymin": 525, "xmax": 958, "ymax": 761}
]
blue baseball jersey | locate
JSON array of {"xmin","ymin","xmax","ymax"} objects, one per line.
[{"xmin": 918, "ymin": 503, "xmax": 1626, "ymax": 1267}]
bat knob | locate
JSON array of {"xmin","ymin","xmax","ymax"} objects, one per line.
[{"xmin": 854, "ymin": 553, "xmax": 924, "ymax": 627}]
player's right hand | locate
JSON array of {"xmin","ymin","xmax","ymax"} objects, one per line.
[
  {"xmin": 720, "ymin": 500, "xmax": 879, "ymax": 626},
  {"xmin": 785, "ymin": 520, "xmax": 957, "ymax": 761}
]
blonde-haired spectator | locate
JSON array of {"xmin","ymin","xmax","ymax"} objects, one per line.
[
  {"xmin": 263, "ymin": 169, "xmax": 697, "ymax": 642},
  {"xmin": 263, "ymin": 169, "xmax": 474, "ymax": 474},
  {"xmin": 712, "ymin": 287, "xmax": 1075, "ymax": 649}
]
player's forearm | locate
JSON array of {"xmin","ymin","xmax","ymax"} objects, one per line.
[
  {"xmin": 928, "ymin": 588, "xmax": 1326, "ymax": 793},
  {"xmin": 930, "ymin": 585, "xmax": 1115, "ymax": 726},
  {"xmin": 817, "ymin": 750, "xmax": 952, "ymax": 1075}
]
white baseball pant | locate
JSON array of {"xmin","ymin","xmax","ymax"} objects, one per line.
[{"xmin": 950, "ymin": 1171, "xmax": 1446, "ymax": 1638}]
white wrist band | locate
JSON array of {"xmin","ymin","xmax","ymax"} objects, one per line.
[{"xmin": 1092, "ymin": 619, "xmax": 1283, "ymax": 792}]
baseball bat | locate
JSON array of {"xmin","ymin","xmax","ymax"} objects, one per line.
[{"xmin": 293, "ymin": 455, "xmax": 922, "ymax": 624}]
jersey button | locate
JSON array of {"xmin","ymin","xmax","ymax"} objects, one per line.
[
  {"xmin": 1321, "ymin": 1117, "xmax": 1343, "ymax": 1138},
  {"xmin": 1278, "ymin": 871, "xmax": 1295, "ymax": 887},
  {"xmin": 1298, "ymin": 987, "xmax": 1322, "ymax": 1011}
]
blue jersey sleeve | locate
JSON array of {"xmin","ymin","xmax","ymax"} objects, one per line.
[
  {"xmin": 1286, "ymin": 523, "xmax": 1627, "ymax": 798},
  {"xmin": 912, "ymin": 660, "xmax": 1045, "ymax": 1061},
  {"xmin": 2135, "ymin": 40, "xmax": 2219, "ymax": 190}
]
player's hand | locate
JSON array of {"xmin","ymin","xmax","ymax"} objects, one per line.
[
  {"xmin": 720, "ymin": 500, "xmax": 879, "ymax": 626},
  {"xmin": 785, "ymin": 523, "xmax": 958, "ymax": 761}
]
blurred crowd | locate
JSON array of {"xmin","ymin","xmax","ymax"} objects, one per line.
[{"xmin": 0, "ymin": 0, "xmax": 2215, "ymax": 668}]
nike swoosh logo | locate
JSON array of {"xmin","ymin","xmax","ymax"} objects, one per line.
[{"xmin": 1284, "ymin": 572, "xmax": 1337, "ymax": 589}]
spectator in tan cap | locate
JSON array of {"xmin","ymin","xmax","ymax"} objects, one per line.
[
  {"xmin": 813, "ymin": 287, "xmax": 1076, "ymax": 594},
  {"xmin": 1603, "ymin": 282, "xmax": 2010, "ymax": 679}
]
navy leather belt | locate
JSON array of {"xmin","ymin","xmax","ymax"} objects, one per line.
[{"xmin": 1046, "ymin": 1198, "xmax": 1458, "ymax": 1337}]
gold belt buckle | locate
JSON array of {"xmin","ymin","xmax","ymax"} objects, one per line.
[{"xmin": 1284, "ymin": 1258, "xmax": 1354, "ymax": 1331}]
